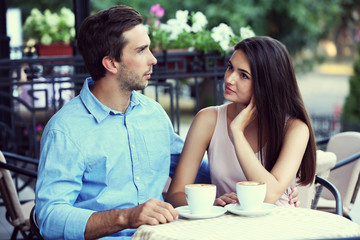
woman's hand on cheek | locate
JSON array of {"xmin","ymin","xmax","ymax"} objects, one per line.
[{"xmin": 230, "ymin": 96, "xmax": 257, "ymax": 133}]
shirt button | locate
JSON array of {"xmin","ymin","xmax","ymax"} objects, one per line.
[
  {"xmin": 132, "ymin": 144, "xmax": 135, "ymax": 148},
  {"xmin": 136, "ymin": 176, "xmax": 140, "ymax": 181}
]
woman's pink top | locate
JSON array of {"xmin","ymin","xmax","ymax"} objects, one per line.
[{"xmin": 208, "ymin": 104, "xmax": 295, "ymax": 206}]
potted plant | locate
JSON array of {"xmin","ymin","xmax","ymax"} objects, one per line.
[
  {"xmin": 146, "ymin": 4, "xmax": 255, "ymax": 55},
  {"xmin": 23, "ymin": 7, "xmax": 76, "ymax": 57}
]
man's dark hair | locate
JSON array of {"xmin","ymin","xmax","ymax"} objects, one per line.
[{"xmin": 77, "ymin": 5, "xmax": 143, "ymax": 80}]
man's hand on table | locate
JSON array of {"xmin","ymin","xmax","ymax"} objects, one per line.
[{"xmin": 128, "ymin": 198, "xmax": 179, "ymax": 227}]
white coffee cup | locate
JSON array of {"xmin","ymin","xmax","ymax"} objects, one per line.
[
  {"xmin": 185, "ymin": 184, "xmax": 216, "ymax": 214},
  {"xmin": 236, "ymin": 181, "xmax": 266, "ymax": 211}
]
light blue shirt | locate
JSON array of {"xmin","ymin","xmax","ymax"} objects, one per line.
[{"xmin": 35, "ymin": 78, "xmax": 186, "ymax": 239}]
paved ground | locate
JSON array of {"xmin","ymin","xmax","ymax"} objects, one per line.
[{"xmin": 0, "ymin": 62, "xmax": 353, "ymax": 239}]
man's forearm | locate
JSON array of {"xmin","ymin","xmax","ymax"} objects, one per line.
[{"xmin": 84, "ymin": 209, "xmax": 129, "ymax": 240}]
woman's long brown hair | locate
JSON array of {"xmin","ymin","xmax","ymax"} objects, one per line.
[{"xmin": 235, "ymin": 36, "xmax": 316, "ymax": 185}]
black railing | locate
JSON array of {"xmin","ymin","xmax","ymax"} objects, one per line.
[
  {"xmin": 311, "ymin": 114, "xmax": 341, "ymax": 140},
  {"xmin": 0, "ymin": 51, "xmax": 230, "ymax": 158},
  {"xmin": 0, "ymin": 50, "xmax": 340, "ymax": 159}
]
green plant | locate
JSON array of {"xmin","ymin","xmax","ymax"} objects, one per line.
[
  {"xmin": 341, "ymin": 30, "xmax": 360, "ymax": 131},
  {"xmin": 23, "ymin": 7, "xmax": 75, "ymax": 45},
  {"xmin": 146, "ymin": 4, "xmax": 255, "ymax": 55}
]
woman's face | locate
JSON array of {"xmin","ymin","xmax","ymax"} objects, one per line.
[{"xmin": 224, "ymin": 50, "xmax": 253, "ymax": 104}]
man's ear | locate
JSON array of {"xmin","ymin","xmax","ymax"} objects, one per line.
[{"xmin": 102, "ymin": 56, "xmax": 118, "ymax": 74}]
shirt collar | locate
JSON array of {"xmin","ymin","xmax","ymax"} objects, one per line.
[{"xmin": 80, "ymin": 77, "xmax": 141, "ymax": 123}]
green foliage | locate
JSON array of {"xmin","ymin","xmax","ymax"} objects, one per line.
[
  {"xmin": 125, "ymin": 0, "xmax": 343, "ymax": 61},
  {"xmin": 146, "ymin": 6, "xmax": 255, "ymax": 55},
  {"xmin": 200, "ymin": 0, "xmax": 342, "ymax": 55},
  {"xmin": 9, "ymin": 0, "xmax": 72, "ymax": 24},
  {"xmin": 10, "ymin": 0, "xmax": 350, "ymax": 57},
  {"xmin": 23, "ymin": 7, "xmax": 75, "ymax": 45},
  {"xmin": 122, "ymin": 0, "xmax": 343, "ymax": 56},
  {"xmin": 342, "ymin": 44, "xmax": 360, "ymax": 130}
]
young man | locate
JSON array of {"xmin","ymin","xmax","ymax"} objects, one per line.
[{"xmin": 35, "ymin": 5, "xmax": 195, "ymax": 239}]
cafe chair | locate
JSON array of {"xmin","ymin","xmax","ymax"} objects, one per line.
[
  {"xmin": 0, "ymin": 150, "xmax": 38, "ymax": 240},
  {"xmin": 316, "ymin": 131, "xmax": 360, "ymax": 216},
  {"xmin": 314, "ymin": 175, "xmax": 343, "ymax": 216},
  {"xmin": 348, "ymin": 189, "xmax": 360, "ymax": 224},
  {"xmin": 30, "ymin": 206, "xmax": 44, "ymax": 240},
  {"xmin": 297, "ymin": 150, "xmax": 336, "ymax": 209}
]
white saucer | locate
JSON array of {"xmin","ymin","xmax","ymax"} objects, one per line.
[
  {"xmin": 176, "ymin": 206, "xmax": 227, "ymax": 219},
  {"xmin": 224, "ymin": 203, "xmax": 276, "ymax": 217}
]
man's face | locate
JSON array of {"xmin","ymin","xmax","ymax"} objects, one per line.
[{"xmin": 116, "ymin": 24, "xmax": 157, "ymax": 91}]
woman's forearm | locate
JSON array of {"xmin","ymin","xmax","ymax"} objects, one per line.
[{"xmin": 166, "ymin": 191, "xmax": 188, "ymax": 208}]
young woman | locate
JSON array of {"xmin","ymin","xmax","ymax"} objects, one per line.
[{"xmin": 166, "ymin": 36, "xmax": 316, "ymax": 208}]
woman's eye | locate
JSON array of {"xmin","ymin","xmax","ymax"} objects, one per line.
[
  {"xmin": 241, "ymin": 73, "xmax": 249, "ymax": 79},
  {"xmin": 227, "ymin": 62, "xmax": 233, "ymax": 70}
]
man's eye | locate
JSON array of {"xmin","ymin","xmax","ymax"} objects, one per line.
[{"xmin": 138, "ymin": 47, "xmax": 147, "ymax": 54}]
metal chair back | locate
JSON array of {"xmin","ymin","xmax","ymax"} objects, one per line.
[{"xmin": 0, "ymin": 150, "xmax": 34, "ymax": 240}]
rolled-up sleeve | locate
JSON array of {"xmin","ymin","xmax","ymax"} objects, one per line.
[{"xmin": 36, "ymin": 129, "xmax": 94, "ymax": 240}]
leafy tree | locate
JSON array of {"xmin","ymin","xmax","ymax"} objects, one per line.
[{"xmin": 342, "ymin": 37, "xmax": 360, "ymax": 130}]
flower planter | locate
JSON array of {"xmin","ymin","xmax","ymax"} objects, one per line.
[
  {"xmin": 152, "ymin": 50, "xmax": 231, "ymax": 78},
  {"xmin": 36, "ymin": 43, "xmax": 73, "ymax": 57}
]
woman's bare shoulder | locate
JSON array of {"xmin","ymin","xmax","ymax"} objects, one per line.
[
  {"xmin": 194, "ymin": 106, "xmax": 218, "ymax": 126},
  {"xmin": 186, "ymin": 106, "xmax": 220, "ymax": 139},
  {"xmin": 184, "ymin": 106, "xmax": 219, "ymax": 149},
  {"xmin": 285, "ymin": 118, "xmax": 310, "ymax": 137}
]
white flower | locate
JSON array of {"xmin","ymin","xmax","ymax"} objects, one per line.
[
  {"xmin": 161, "ymin": 12, "xmax": 191, "ymax": 40},
  {"xmin": 23, "ymin": 7, "xmax": 76, "ymax": 45},
  {"xmin": 211, "ymin": 23, "xmax": 234, "ymax": 41},
  {"xmin": 240, "ymin": 27, "xmax": 255, "ymax": 39},
  {"xmin": 211, "ymin": 23, "xmax": 234, "ymax": 50},
  {"xmin": 70, "ymin": 28, "xmax": 76, "ymax": 38},
  {"xmin": 191, "ymin": 11, "xmax": 207, "ymax": 33},
  {"xmin": 143, "ymin": 24, "xmax": 149, "ymax": 33},
  {"xmin": 161, "ymin": 20, "xmax": 181, "ymax": 40},
  {"xmin": 44, "ymin": 10, "xmax": 60, "ymax": 29},
  {"xmin": 60, "ymin": 7, "xmax": 75, "ymax": 28},
  {"xmin": 29, "ymin": 8, "xmax": 42, "ymax": 23},
  {"xmin": 175, "ymin": 10, "xmax": 189, "ymax": 25},
  {"xmin": 219, "ymin": 41, "xmax": 229, "ymax": 51},
  {"xmin": 41, "ymin": 34, "xmax": 52, "ymax": 45}
]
